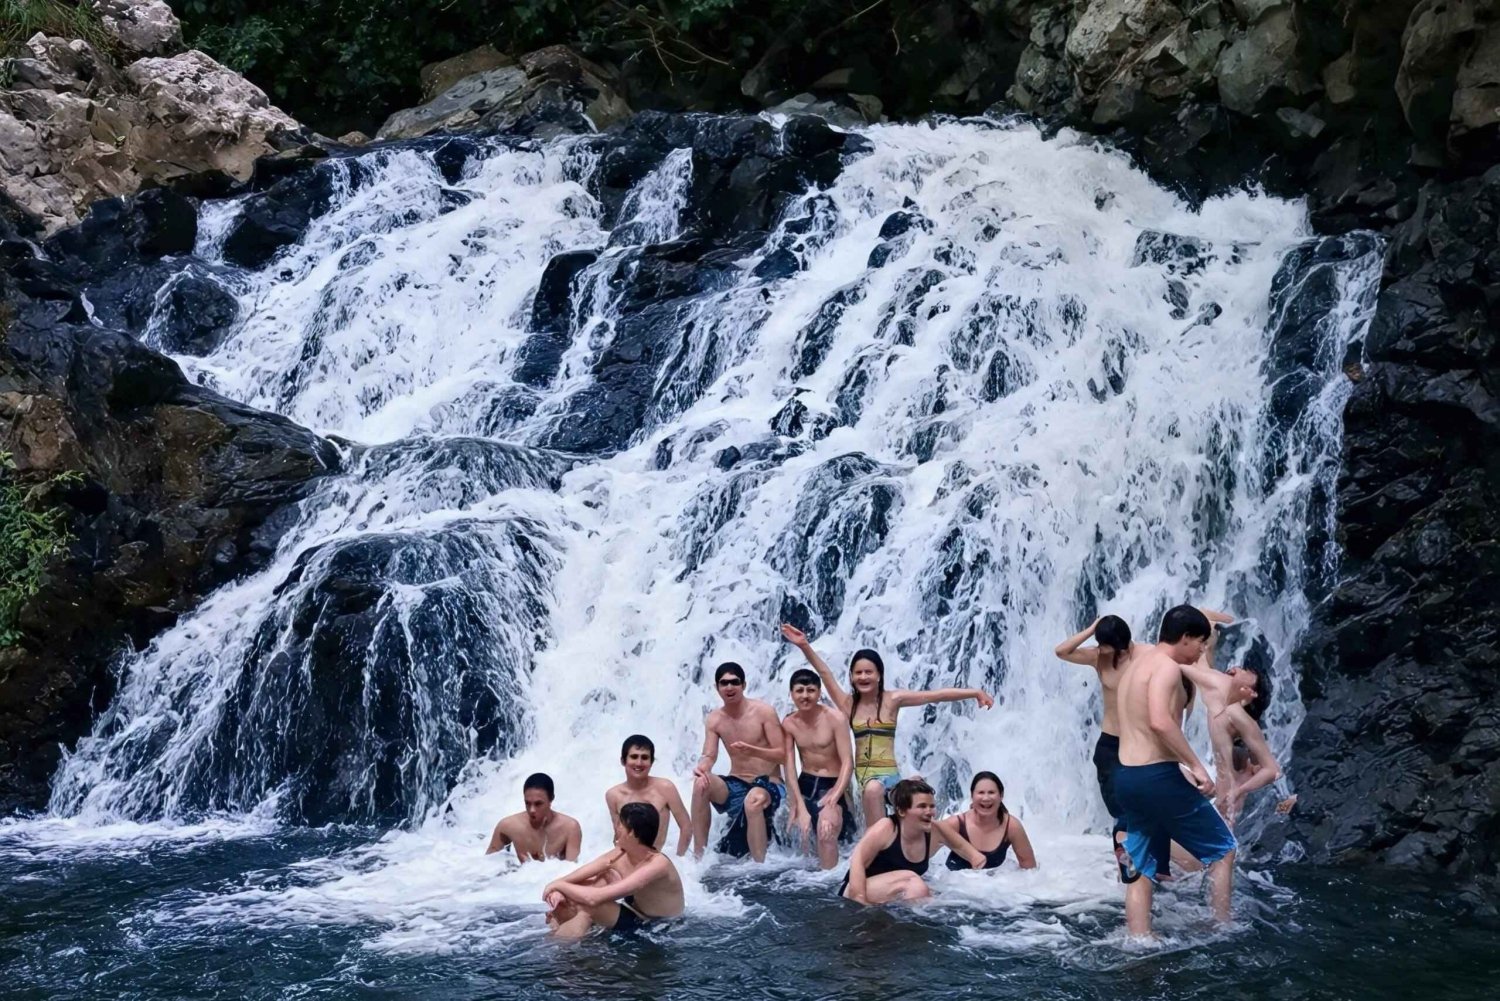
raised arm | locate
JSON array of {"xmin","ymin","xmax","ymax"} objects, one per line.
[
  {"xmin": 1007, "ymin": 816, "xmax": 1037, "ymax": 869},
  {"xmin": 782, "ymin": 624, "xmax": 851, "ymax": 715},
  {"xmin": 1148, "ymin": 664, "xmax": 1212, "ymax": 795},
  {"xmin": 662, "ymin": 782, "xmax": 693, "ymax": 857},
  {"xmin": 933, "ymin": 816, "xmax": 987, "ymax": 869},
  {"xmin": 1054, "ymin": 617, "xmax": 1103, "ymax": 666},
  {"xmin": 891, "ymin": 687, "xmax": 994, "ymax": 710}
]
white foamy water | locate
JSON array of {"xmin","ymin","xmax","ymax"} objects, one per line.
[{"xmin": 23, "ymin": 117, "xmax": 1381, "ymax": 950}]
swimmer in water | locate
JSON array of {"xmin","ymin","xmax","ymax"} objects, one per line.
[
  {"xmin": 544, "ymin": 802, "xmax": 685, "ymax": 937},
  {"xmin": 780, "ymin": 668, "xmax": 855, "ymax": 870},
  {"xmin": 782, "ymin": 623, "xmax": 993, "ymax": 828},
  {"xmin": 839, "ymin": 778, "xmax": 986, "ymax": 905},
  {"xmin": 1114, "ymin": 605, "xmax": 1237, "ymax": 937},
  {"xmin": 690, "ymin": 662, "xmax": 786, "ymax": 861},
  {"xmin": 484, "ymin": 773, "xmax": 582, "ymax": 861},
  {"xmin": 1054, "ymin": 614, "xmax": 1145, "ymax": 872},
  {"xmin": 604, "ymin": 734, "xmax": 693, "ymax": 856},
  {"xmin": 939, "ymin": 771, "xmax": 1037, "ymax": 870}
]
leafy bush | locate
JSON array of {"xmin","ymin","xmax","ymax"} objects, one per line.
[
  {"xmin": 0, "ymin": 451, "xmax": 77, "ymax": 646},
  {"xmin": 0, "ymin": 0, "xmax": 112, "ymax": 56}
]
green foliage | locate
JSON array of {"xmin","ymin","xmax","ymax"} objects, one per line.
[
  {"xmin": 0, "ymin": 0, "xmax": 112, "ymax": 56},
  {"xmin": 0, "ymin": 451, "xmax": 77, "ymax": 647}
]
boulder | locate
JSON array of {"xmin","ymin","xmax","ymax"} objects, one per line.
[
  {"xmin": 1065, "ymin": 0, "xmax": 1186, "ymax": 94},
  {"xmin": 91, "ymin": 0, "xmax": 181, "ymax": 58},
  {"xmin": 419, "ymin": 44, "xmax": 514, "ymax": 101},
  {"xmin": 377, "ymin": 45, "xmax": 629, "ymax": 141},
  {"xmin": 1396, "ymin": 0, "xmax": 1482, "ymax": 154},
  {"xmin": 1449, "ymin": 22, "xmax": 1500, "ymax": 158},
  {"xmin": 0, "ymin": 36, "xmax": 297, "ymax": 234},
  {"xmin": 1216, "ymin": 5, "xmax": 1313, "ymax": 114}
]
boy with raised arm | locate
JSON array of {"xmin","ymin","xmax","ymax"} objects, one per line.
[
  {"xmin": 781, "ymin": 668, "xmax": 855, "ymax": 869},
  {"xmin": 604, "ymin": 734, "xmax": 693, "ymax": 856},
  {"xmin": 690, "ymin": 662, "xmax": 786, "ymax": 861},
  {"xmin": 544, "ymin": 802, "xmax": 685, "ymax": 937},
  {"xmin": 1114, "ymin": 605, "xmax": 1237, "ymax": 937},
  {"xmin": 484, "ymin": 773, "xmax": 582, "ymax": 861}
]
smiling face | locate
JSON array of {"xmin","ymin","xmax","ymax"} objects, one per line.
[
  {"xmin": 970, "ymin": 777, "xmax": 1002, "ymax": 815},
  {"xmin": 850, "ymin": 657, "xmax": 881, "ymax": 695},
  {"xmin": 622, "ymin": 744, "xmax": 654, "ymax": 780},
  {"xmin": 898, "ymin": 792, "xmax": 937, "ymax": 830},
  {"xmin": 790, "ymin": 681, "xmax": 821, "ymax": 711},
  {"xmin": 716, "ymin": 673, "xmax": 745, "ymax": 706}
]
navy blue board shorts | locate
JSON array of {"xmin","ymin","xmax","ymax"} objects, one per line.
[
  {"xmin": 1116, "ymin": 762, "xmax": 1236, "ymax": 882},
  {"xmin": 799, "ymin": 772, "xmax": 855, "ymax": 844},
  {"xmin": 713, "ymin": 775, "xmax": 783, "ymax": 856}
]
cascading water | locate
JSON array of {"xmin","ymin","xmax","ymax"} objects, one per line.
[{"xmin": 36, "ymin": 116, "xmax": 1381, "ymax": 951}]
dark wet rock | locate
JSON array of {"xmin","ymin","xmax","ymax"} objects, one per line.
[
  {"xmin": 0, "ymin": 232, "xmax": 339, "ymax": 812},
  {"xmin": 753, "ymin": 248, "xmax": 801, "ymax": 280},
  {"xmin": 771, "ymin": 397, "xmax": 809, "ymax": 437},
  {"xmin": 151, "ymin": 274, "xmax": 241, "ymax": 355},
  {"xmin": 221, "ymin": 164, "xmax": 343, "ymax": 270},
  {"xmin": 514, "ymin": 250, "xmax": 599, "ymax": 389}
]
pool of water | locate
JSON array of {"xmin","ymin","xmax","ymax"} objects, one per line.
[{"xmin": 2, "ymin": 825, "xmax": 1492, "ymax": 1000}]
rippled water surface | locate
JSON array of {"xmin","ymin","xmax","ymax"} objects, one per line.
[{"xmin": 3, "ymin": 829, "xmax": 1494, "ymax": 1001}]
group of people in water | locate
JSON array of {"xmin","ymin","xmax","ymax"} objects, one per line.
[{"xmin": 487, "ymin": 606, "xmax": 1294, "ymax": 939}]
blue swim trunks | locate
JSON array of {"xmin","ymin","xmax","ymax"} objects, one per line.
[
  {"xmin": 712, "ymin": 774, "xmax": 783, "ymax": 856},
  {"xmin": 1115, "ymin": 762, "xmax": 1236, "ymax": 883}
]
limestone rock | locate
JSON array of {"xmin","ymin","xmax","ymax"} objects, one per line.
[
  {"xmin": 1065, "ymin": 0, "xmax": 1186, "ymax": 94},
  {"xmin": 419, "ymin": 44, "xmax": 514, "ymax": 102},
  {"xmin": 91, "ymin": 0, "xmax": 181, "ymax": 58},
  {"xmin": 1, "ymin": 39, "xmax": 297, "ymax": 234}
]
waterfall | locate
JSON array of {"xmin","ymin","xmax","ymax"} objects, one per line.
[{"xmin": 44, "ymin": 116, "xmax": 1379, "ymax": 914}]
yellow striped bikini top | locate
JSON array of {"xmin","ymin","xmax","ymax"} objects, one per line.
[{"xmin": 851, "ymin": 717, "xmax": 898, "ymax": 772}]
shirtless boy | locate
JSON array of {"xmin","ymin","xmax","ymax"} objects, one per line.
[
  {"xmin": 782, "ymin": 669, "xmax": 855, "ymax": 869},
  {"xmin": 1182, "ymin": 657, "xmax": 1287, "ymax": 827},
  {"xmin": 690, "ymin": 662, "xmax": 786, "ymax": 861},
  {"xmin": 1114, "ymin": 605, "xmax": 1237, "ymax": 936},
  {"xmin": 484, "ymin": 773, "xmax": 582, "ymax": 861},
  {"xmin": 544, "ymin": 802, "xmax": 685, "ymax": 937},
  {"xmin": 604, "ymin": 734, "xmax": 693, "ymax": 855}
]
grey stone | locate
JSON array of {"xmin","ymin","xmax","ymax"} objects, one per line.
[
  {"xmin": 377, "ymin": 65, "xmax": 529, "ymax": 139},
  {"xmin": 1216, "ymin": 5, "xmax": 1311, "ymax": 114},
  {"xmin": 418, "ymin": 44, "xmax": 514, "ymax": 102},
  {"xmin": 91, "ymin": 0, "xmax": 181, "ymax": 58},
  {"xmin": 1396, "ymin": 0, "xmax": 1481, "ymax": 151},
  {"xmin": 1449, "ymin": 23, "xmax": 1500, "ymax": 147}
]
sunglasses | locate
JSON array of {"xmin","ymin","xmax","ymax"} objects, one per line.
[{"xmin": 716, "ymin": 678, "xmax": 744, "ymax": 687}]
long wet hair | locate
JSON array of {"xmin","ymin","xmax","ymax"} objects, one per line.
[
  {"xmin": 1094, "ymin": 615, "xmax": 1132, "ymax": 671},
  {"xmin": 847, "ymin": 648, "xmax": 886, "ymax": 722},
  {"xmin": 970, "ymin": 770, "xmax": 1008, "ymax": 823}
]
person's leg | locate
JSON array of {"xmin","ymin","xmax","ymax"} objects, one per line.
[
  {"xmin": 815, "ymin": 805, "xmax": 841, "ymax": 870},
  {"xmin": 691, "ymin": 774, "xmax": 730, "ymax": 856},
  {"xmin": 743, "ymin": 787, "xmax": 772, "ymax": 862},
  {"xmin": 1124, "ymin": 875, "xmax": 1154, "ymax": 937},
  {"xmin": 1208, "ymin": 851, "xmax": 1235, "ymax": 923},
  {"xmin": 860, "ymin": 779, "xmax": 887, "ymax": 827},
  {"xmin": 861, "ymin": 871, "xmax": 930, "ymax": 904}
]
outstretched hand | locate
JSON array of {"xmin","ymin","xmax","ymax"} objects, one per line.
[
  {"xmin": 781, "ymin": 623, "xmax": 809, "ymax": 647},
  {"xmin": 975, "ymin": 691, "xmax": 995, "ymax": 710}
]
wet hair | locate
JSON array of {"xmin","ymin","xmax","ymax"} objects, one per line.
[
  {"xmin": 970, "ymin": 770, "xmax": 1008, "ymax": 822},
  {"xmin": 714, "ymin": 661, "xmax": 746, "ymax": 685},
  {"xmin": 523, "ymin": 773, "xmax": 555, "ymax": 800},
  {"xmin": 620, "ymin": 734, "xmax": 655, "ymax": 762},
  {"xmin": 889, "ymin": 777, "xmax": 933, "ymax": 813},
  {"xmin": 1094, "ymin": 615, "xmax": 1133, "ymax": 670},
  {"xmin": 618, "ymin": 801, "xmax": 660, "ymax": 846},
  {"xmin": 1245, "ymin": 667, "xmax": 1273, "ymax": 721},
  {"xmin": 1158, "ymin": 604, "xmax": 1211, "ymax": 644},
  {"xmin": 847, "ymin": 648, "xmax": 886, "ymax": 722},
  {"xmin": 789, "ymin": 668, "xmax": 821, "ymax": 689}
]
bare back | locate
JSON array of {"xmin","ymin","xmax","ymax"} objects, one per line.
[
  {"xmin": 783, "ymin": 706, "xmax": 843, "ymax": 777},
  {"xmin": 1116, "ymin": 647, "xmax": 1190, "ymax": 767},
  {"xmin": 630, "ymin": 851, "xmax": 685, "ymax": 919}
]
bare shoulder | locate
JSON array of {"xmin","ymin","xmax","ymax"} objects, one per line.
[
  {"xmin": 704, "ymin": 707, "xmax": 725, "ymax": 728},
  {"xmin": 754, "ymin": 698, "xmax": 779, "ymax": 719},
  {"xmin": 650, "ymin": 776, "xmax": 678, "ymax": 796},
  {"xmin": 497, "ymin": 811, "xmax": 527, "ymax": 833},
  {"xmin": 559, "ymin": 812, "xmax": 582, "ymax": 832},
  {"xmin": 823, "ymin": 704, "xmax": 850, "ymax": 725}
]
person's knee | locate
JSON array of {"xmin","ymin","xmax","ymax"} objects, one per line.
[
  {"xmin": 744, "ymin": 789, "xmax": 770, "ymax": 814},
  {"xmin": 817, "ymin": 819, "xmax": 840, "ymax": 846},
  {"xmin": 903, "ymin": 875, "xmax": 931, "ymax": 900}
]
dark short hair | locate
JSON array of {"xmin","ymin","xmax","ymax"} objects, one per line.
[
  {"xmin": 1245, "ymin": 667, "xmax": 1273, "ymax": 721},
  {"xmin": 789, "ymin": 668, "xmax": 821, "ymax": 689},
  {"xmin": 618, "ymin": 801, "xmax": 660, "ymax": 846},
  {"xmin": 620, "ymin": 734, "xmax": 655, "ymax": 763},
  {"xmin": 523, "ymin": 773, "xmax": 555, "ymax": 800},
  {"xmin": 890, "ymin": 777, "xmax": 933, "ymax": 812},
  {"xmin": 970, "ymin": 770, "xmax": 1003, "ymax": 795},
  {"xmin": 714, "ymin": 662, "xmax": 746, "ymax": 684},
  {"xmin": 1158, "ymin": 604, "xmax": 1211, "ymax": 643},
  {"xmin": 1095, "ymin": 615, "xmax": 1132, "ymax": 660}
]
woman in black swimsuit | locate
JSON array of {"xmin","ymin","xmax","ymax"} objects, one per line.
[
  {"xmin": 839, "ymin": 778, "xmax": 986, "ymax": 905},
  {"xmin": 941, "ymin": 772, "xmax": 1037, "ymax": 871}
]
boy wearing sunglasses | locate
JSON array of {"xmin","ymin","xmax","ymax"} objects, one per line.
[{"xmin": 689, "ymin": 662, "xmax": 786, "ymax": 861}]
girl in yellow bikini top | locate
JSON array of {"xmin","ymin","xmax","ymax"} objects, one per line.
[{"xmin": 780, "ymin": 625, "xmax": 995, "ymax": 826}]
